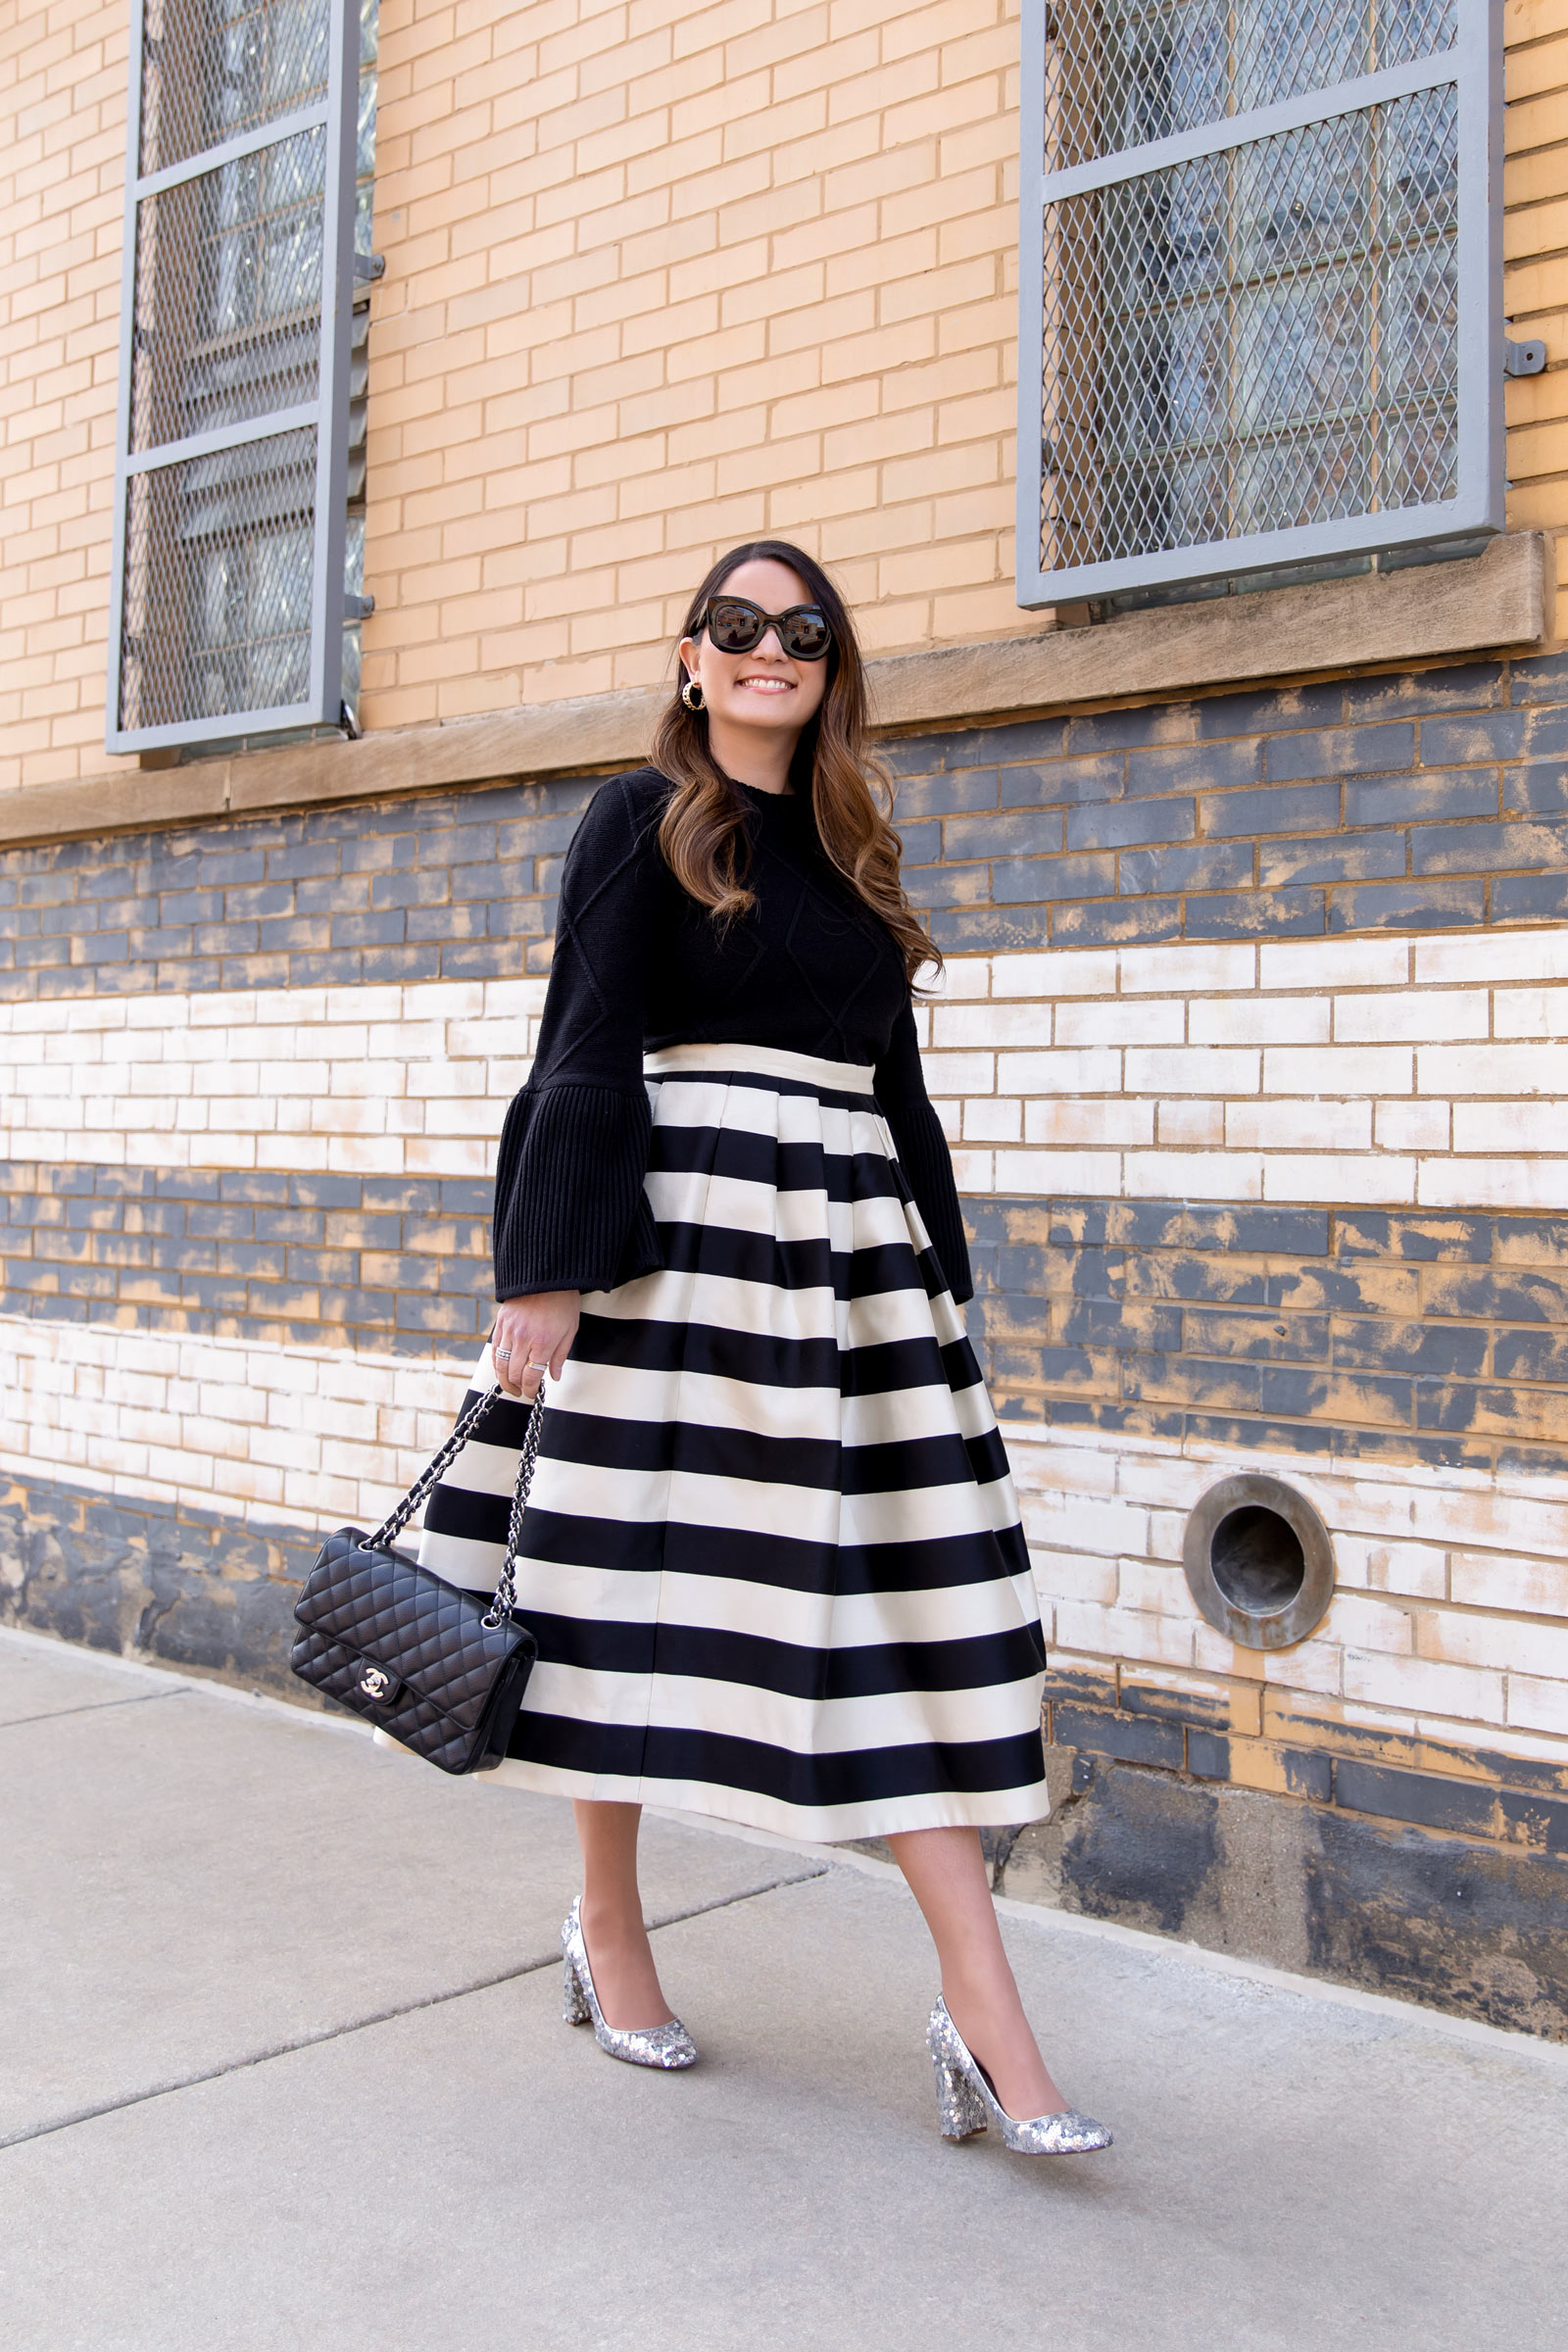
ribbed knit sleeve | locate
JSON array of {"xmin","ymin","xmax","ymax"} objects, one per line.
[
  {"xmin": 491, "ymin": 774, "xmax": 668, "ymax": 1298},
  {"xmin": 873, "ymin": 1001, "xmax": 974, "ymax": 1307}
]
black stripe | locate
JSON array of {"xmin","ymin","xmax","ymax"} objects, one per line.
[
  {"xmin": 525, "ymin": 1407, "xmax": 1012, "ymax": 1496},
  {"xmin": 421, "ymin": 1492, "xmax": 1034, "ymax": 1597},
  {"xmin": 508, "ymin": 1712, "xmax": 1048, "ymax": 1808},
  {"xmin": 572, "ymin": 1315, "xmax": 983, "ymax": 1399},
  {"xmin": 520, "ymin": 1612, "xmax": 1046, "ymax": 1700},
  {"xmin": 651, "ymin": 1067, "xmax": 875, "ymax": 1110},
  {"xmin": 650, "ymin": 1217, "xmax": 932, "ymax": 1301},
  {"xmin": 650, "ymin": 1126, "xmax": 900, "ymax": 1198}
]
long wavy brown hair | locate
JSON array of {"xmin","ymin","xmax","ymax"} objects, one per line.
[{"xmin": 649, "ymin": 540, "xmax": 939, "ymax": 986}]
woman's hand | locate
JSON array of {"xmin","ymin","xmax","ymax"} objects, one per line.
[{"xmin": 489, "ymin": 1290, "xmax": 580, "ymax": 1399}]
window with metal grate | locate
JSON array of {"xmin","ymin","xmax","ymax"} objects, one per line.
[
  {"xmin": 1016, "ymin": 2, "xmax": 1502, "ymax": 610},
  {"xmin": 106, "ymin": 0, "xmax": 368, "ymax": 753}
]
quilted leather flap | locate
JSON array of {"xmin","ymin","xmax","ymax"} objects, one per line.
[{"xmin": 295, "ymin": 1532, "xmax": 529, "ymax": 1734}]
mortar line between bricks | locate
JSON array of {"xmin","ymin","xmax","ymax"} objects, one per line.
[
  {"xmin": 0, "ymin": 1866, "xmax": 831, "ymax": 2155},
  {"xmin": 0, "ymin": 1688, "xmax": 191, "ymax": 1733}
]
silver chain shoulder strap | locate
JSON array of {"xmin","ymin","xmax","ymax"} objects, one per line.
[{"xmin": 369, "ymin": 1379, "xmax": 548, "ymax": 1630}]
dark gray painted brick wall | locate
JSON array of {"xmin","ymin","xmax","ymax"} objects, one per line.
[{"xmin": 6, "ymin": 649, "xmax": 1568, "ymax": 998}]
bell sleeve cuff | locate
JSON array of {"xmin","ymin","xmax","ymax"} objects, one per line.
[{"xmin": 491, "ymin": 1081, "xmax": 662, "ymax": 1298}]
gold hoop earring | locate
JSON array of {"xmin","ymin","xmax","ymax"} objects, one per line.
[{"xmin": 681, "ymin": 675, "xmax": 705, "ymax": 712}]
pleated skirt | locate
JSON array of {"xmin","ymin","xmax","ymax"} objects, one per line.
[{"xmin": 416, "ymin": 1042, "xmax": 1050, "ymax": 1842}]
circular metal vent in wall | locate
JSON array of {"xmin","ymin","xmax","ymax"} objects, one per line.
[{"xmin": 1182, "ymin": 1475, "xmax": 1336, "ymax": 1650}]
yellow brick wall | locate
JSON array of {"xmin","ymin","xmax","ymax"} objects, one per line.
[
  {"xmin": 359, "ymin": 0, "xmax": 1027, "ymax": 726},
  {"xmin": 3, "ymin": 1, "xmax": 1568, "ymax": 791},
  {"xmin": 0, "ymin": 0, "xmax": 134, "ymax": 797},
  {"xmin": 1505, "ymin": 0, "xmax": 1568, "ymax": 591}
]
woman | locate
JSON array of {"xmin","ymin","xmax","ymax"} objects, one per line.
[{"xmin": 418, "ymin": 541, "xmax": 1110, "ymax": 2156}]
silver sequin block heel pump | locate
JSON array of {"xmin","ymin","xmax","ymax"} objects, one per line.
[
  {"xmin": 561, "ymin": 1897, "xmax": 698, "ymax": 2071},
  {"xmin": 927, "ymin": 1996, "xmax": 1110, "ymax": 2156}
]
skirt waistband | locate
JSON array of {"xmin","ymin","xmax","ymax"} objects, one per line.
[{"xmin": 644, "ymin": 1041, "xmax": 877, "ymax": 1095}]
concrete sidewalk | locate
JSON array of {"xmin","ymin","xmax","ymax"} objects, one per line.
[{"xmin": 2, "ymin": 1628, "xmax": 1561, "ymax": 2352}]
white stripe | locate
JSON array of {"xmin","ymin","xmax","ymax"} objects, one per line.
[
  {"xmin": 522, "ymin": 1457, "xmax": 1018, "ymax": 1543},
  {"xmin": 645, "ymin": 1042, "xmax": 875, "ymax": 1091},
  {"xmin": 500, "ymin": 1564, "xmax": 1037, "ymax": 1651},
  {"xmin": 470, "ymin": 1762, "xmax": 1050, "ymax": 1841},
  {"xmin": 542, "ymin": 1358, "xmax": 995, "ymax": 1446},
  {"xmin": 526, "ymin": 1662, "xmax": 1045, "ymax": 1753}
]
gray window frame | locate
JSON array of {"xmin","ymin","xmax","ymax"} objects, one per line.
[
  {"xmin": 105, "ymin": 0, "xmax": 361, "ymax": 754},
  {"xmin": 1015, "ymin": 3, "xmax": 1504, "ymax": 610}
]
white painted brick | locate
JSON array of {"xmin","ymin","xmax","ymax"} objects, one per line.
[
  {"xmin": 1451, "ymin": 1102, "xmax": 1568, "ymax": 1153},
  {"xmin": 1115, "ymin": 1556, "xmax": 1195, "ymax": 1616},
  {"xmin": 368, "ymin": 1021, "xmax": 446, "ymax": 1058},
  {"xmin": 994, "ymin": 1147, "xmax": 1123, "ymax": 1195},
  {"xmin": 1258, "ymin": 937, "xmax": 1410, "ymax": 990},
  {"xmin": 931, "ymin": 1002, "xmax": 1052, "ymax": 1051},
  {"xmin": 1056, "ymin": 999, "xmax": 1181, "ymax": 1046},
  {"xmin": 1505, "ymin": 1675, "xmax": 1568, "ymax": 1737},
  {"xmin": 1334, "ymin": 1536, "xmax": 1449, "ymax": 1600},
  {"xmin": 1374, "ymin": 1099, "xmax": 1450, "ymax": 1151},
  {"xmin": 1124, "ymin": 1151, "xmax": 1263, "ymax": 1199},
  {"xmin": 256, "ymin": 989, "xmax": 327, "ymax": 1025},
  {"xmin": 995, "ymin": 1049, "xmax": 1122, "ymax": 1093},
  {"xmin": 920, "ymin": 1051, "xmax": 995, "ymax": 1095},
  {"xmin": 1261, "ymin": 1152, "xmax": 1416, "ymax": 1204},
  {"xmin": 1411, "ymin": 1488, "xmax": 1566, "ymax": 1555},
  {"xmin": 1019, "ymin": 1493, "xmax": 1150, "ymax": 1556},
  {"xmin": 1492, "ymin": 985, "xmax": 1568, "ymax": 1039},
  {"xmin": 949, "ymin": 1146, "xmax": 994, "ymax": 1190},
  {"xmin": 1119, "ymin": 943, "xmax": 1256, "ymax": 994},
  {"xmin": 1024, "ymin": 1099, "xmax": 1154, "ymax": 1147},
  {"xmin": 1413, "ymin": 930, "xmax": 1568, "ymax": 986},
  {"xmin": 1027, "ymin": 1547, "xmax": 1119, "ymax": 1604},
  {"xmin": 1416, "ymin": 1158, "xmax": 1568, "ymax": 1210},
  {"xmin": 1225, "ymin": 1101, "xmax": 1372, "ymax": 1151},
  {"xmin": 1417, "ymin": 1613, "xmax": 1568, "ymax": 1678},
  {"xmin": 1149, "ymin": 1509, "xmax": 1192, "ymax": 1560},
  {"xmin": 1449, "ymin": 1549, "xmax": 1568, "ymax": 1616},
  {"xmin": 960, "ymin": 1096, "xmax": 1021, "ymax": 1142},
  {"xmin": 990, "ymin": 950, "xmax": 1116, "ymax": 998},
  {"xmin": 1342, "ymin": 1650, "xmax": 1504, "ymax": 1721},
  {"xmin": 1156, "ymin": 1099, "xmax": 1224, "ymax": 1146},
  {"xmin": 1189, "ymin": 995, "xmax": 1329, "ymax": 1045},
  {"xmin": 1334, "ymin": 990, "xmax": 1489, "ymax": 1044},
  {"xmin": 1264, "ymin": 1045, "xmax": 1413, "ymax": 1094},
  {"xmin": 933, "ymin": 956, "xmax": 990, "ymax": 1000},
  {"xmin": 1260, "ymin": 1638, "xmax": 1346, "ymax": 1698},
  {"xmin": 934, "ymin": 1099, "xmax": 960, "ymax": 1143},
  {"xmin": 1419, "ymin": 1042, "xmax": 1562, "ymax": 1095},
  {"xmin": 1125, "ymin": 1047, "xmax": 1260, "ymax": 1094},
  {"xmin": 1054, "ymin": 1599, "xmax": 1197, "ymax": 1669},
  {"xmin": 1010, "ymin": 1443, "xmax": 1119, "ymax": 1495},
  {"xmin": 1323, "ymin": 1592, "xmax": 1416, "ymax": 1654},
  {"xmin": 323, "ymin": 986, "xmax": 402, "ymax": 1023}
]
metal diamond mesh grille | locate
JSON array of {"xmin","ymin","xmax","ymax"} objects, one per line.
[
  {"xmin": 1045, "ymin": 0, "xmax": 1458, "ymax": 169},
  {"xmin": 139, "ymin": 0, "xmax": 332, "ymax": 177},
  {"xmin": 120, "ymin": 427, "xmax": 318, "ymax": 731},
  {"xmin": 1039, "ymin": 85, "xmax": 1458, "ymax": 573},
  {"xmin": 129, "ymin": 126, "xmax": 326, "ymax": 450}
]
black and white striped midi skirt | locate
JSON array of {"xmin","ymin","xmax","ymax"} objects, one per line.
[{"xmin": 417, "ymin": 1043, "xmax": 1050, "ymax": 1842}]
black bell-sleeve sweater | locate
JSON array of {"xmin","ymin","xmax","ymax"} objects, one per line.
[{"xmin": 491, "ymin": 765, "xmax": 973, "ymax": 1305}]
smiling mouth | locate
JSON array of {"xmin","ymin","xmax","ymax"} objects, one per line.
[{"xmin": 736, "ymin": 676, "xmax": 794, "ymax": 693}]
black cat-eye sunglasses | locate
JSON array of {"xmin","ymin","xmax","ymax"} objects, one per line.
[{"xmin": 698, "ymin": 595, "xmax": 833, "ymax": 661}]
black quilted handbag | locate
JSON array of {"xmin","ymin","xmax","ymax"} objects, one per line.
[{"xmin": 289, "ymin": 1381, "xmax": 545, "ymax": 1774}]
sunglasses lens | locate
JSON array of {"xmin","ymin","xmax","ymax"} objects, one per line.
[
  {"xmin": 781, "ymin": 609, "xmax": 831, "ymax": 659},
  {"xmin": 708, "ymin": 599, "xmax": 763, "ymax": 653}
]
